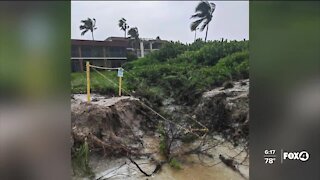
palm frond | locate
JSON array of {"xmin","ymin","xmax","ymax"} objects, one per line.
[
  {"xmin": 80, "ymin": 17, "xmax": 97, "ymax": 38},
  {"xmin": 195, "ymin": 1, "xmax": 211, "ymax": 13},
  {"xmin": 191, "ymin": 12, "xmax": 206, "ymax": 19},
  {"xmin": 118, "ymin": 18, "xmax": 129, "ymax": 31},
  {"xmin": 200, "ymin": 16, "xmax": 212, "ymax": 31},
  {"xmin": 81, "ymin": 29, "xmax": 88, "ymax": 36},
  {"xmin": 191, "ymin": 18, "xmax": 205, "ymax": 31},
  {"xmin": 79, "ymin": 25, "xmax": 86, "ymax": 30},
  {"xmin": 210, "ymin": 2, "xmax": 216, "ymax": 14}
]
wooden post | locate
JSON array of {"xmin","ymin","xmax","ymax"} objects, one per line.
[
  {"xmin": 118, "ymin": 76, "xmax": 122, "ymax": 96},
  {"xmin": 118, "ymin": 68, "xmax": 123, "ymax": 97},
  {"xmin": 86, "ymin": 61, "xmax": 91, "ymax": 102}
]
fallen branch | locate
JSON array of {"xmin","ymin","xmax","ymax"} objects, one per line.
[
  {"xmin": 127, "ymin": 156, "xmax": 165, "ymax": 177},
  {"xmin": 127, "ymin": 156, "xmax": 152, "ymax": 177}
]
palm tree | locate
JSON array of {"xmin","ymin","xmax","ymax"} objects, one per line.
[
  {"xmin": 190, "ymin": 1, "xmax": 216, "ymax": 42},
  {"xmin": 80, "ymin": 18, "xmax": 97, "ymax": 40},
  {"xmin": 128, "ymin": 27, "xmax": 139, "ymax": 52},
  {"xmin": 118, "ymin": 18, "xmax": 129, "ymax": 38}
]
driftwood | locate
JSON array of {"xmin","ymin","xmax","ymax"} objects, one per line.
[
  {"xmin": 219, "ymin": 154, "xmax": 247, "ymax": 179},
  {"xmin": 219, "ymin": 154, "xmax": 237, "ymax": 171}
]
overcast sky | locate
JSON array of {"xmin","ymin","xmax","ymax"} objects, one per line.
[{"xmin": 71, "ymin": 1, "xmax": 248, "ymax": 43}]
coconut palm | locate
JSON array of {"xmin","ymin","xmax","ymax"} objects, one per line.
[
  {"xmin": 190, "ymin": 1, "xmax": 216, "ymax": 42},
  {"xmin": 79, "ymin": 18, "xmax": 97, "ymax": 40},
  {"xmin": 128, "ymin": 27, "xmax": 139, "ymax": 51},
  {"xmin": 118, "ymin": 18, "xmax": 130, "ymax": 38}
]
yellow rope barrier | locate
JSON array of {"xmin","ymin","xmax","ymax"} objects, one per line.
[{"xmin": 89, "ymin": 66, "xmax": 208, "ymax": 137}]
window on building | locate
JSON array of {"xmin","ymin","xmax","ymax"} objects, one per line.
[
  {"xmin": 109, "ymin": 47, "xmax": 126, "ymax": 57},
  {"xmin": 71, "ymin": 45, "xmax": 79, "ymax": 57},
  {"xmin": 81, "ymin": 46, "xmax": 92, "ymax": 57},
  {"xmin": 91, "ymin": 46, "xmax": 103, "ymax": 57}
]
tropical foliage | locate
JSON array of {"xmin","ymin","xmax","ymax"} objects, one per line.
[
  {"xmin": 190, "ymin": 0, "xmax": 216, "ymax": 42},
  {"xmin": 118, "ymin": 18, "xmax": 129, "ymax": 38},
  {"xmin": 71, "ymin": 39, "xmax": 248, "ymax": 103},
  {"xmin": 79, "ymin": 18, "xmax": 97, "ymax": 40},
  {"xmin": 128, "ymin": 27, "xmax": 140, "ymax": 52},
  {"xmin": 124, "ymin": 39, "xmax": 249, "ymax": 105}
]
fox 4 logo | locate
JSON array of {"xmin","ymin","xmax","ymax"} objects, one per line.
[{"xmin": 283, "ymin": 151, "xmax": 310, "ymax": 162}]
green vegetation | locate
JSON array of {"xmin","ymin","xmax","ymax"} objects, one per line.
[
  {"xmin": 124, "ymin": 40, "xmax": 249, "ymax": 105},
  {"xmin": 79, "ymin": 18, "xmax": 97, "ymax": 40},
  {"xmin": 71, "ymin": 40, "xmax": 248, "ymax": 106},
  {"xmin": 128, "ymin": 27, "xmax": 140, "ymax": 53},
  {"xmin": 72, "ymin": 141, "xmax": 94, "ymax": 178},
  {"xmin": 71, "ymin": 71, "xmax": 127, "ymax": 95},
  {"xmin": 118, "ymin": 18, "xmax": 130, "ymax": 38},
  {"xmin": 190, "ymin": 0, "xmax": 216, "ymax": 42},
  {"xmin": 169, "ymin": 158, "xmax": 182, "ymax": 170},
  {"xmin": 157, "ymin": 124, "xmax": 168, "ymax": 156}
]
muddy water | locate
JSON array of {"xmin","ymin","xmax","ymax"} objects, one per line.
[
  {"xmin": 72, "ymin": 94, "xmax": 249, "ymax": 180},
  {"xmin": 87, "ymin": 136, "xmax": 249, "ymax": 180},
  {"xmin": 152, "ymin": 141, "xmax": 249, "ymax": 180},
  {"xmin": 154, "ymin": 161, "xmax": 244, "ymax": 180}
]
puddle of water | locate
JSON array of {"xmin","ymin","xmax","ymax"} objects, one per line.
[
  {"xmin": 151, "ymin": 143, "xmax": 249, "ymax": 180},
  {"xmin": 153, "ymin": 162, "xmax": 245, "ymax": 180}
]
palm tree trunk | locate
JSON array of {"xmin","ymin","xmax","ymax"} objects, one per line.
[
  {"xmin": 124, "ymin": 29, "xmax": 126, "ymax": 38},
  {"xmin": 205, "ymin": 24, "xmax": 209, "ymax": 42},
  {"xmin": 91, "ymin": 31, "xmax": 94, "ymax": 41}
]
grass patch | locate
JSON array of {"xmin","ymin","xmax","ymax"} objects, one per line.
[
  {"xmin": 169, "ymin": 158, "xmax": 182, "ymax": 170},
  {"xmin": 72, "ymin": 141, "xmax": 94, "ymax": 178},
  {"xmin": 157, "ymin": 124, "xmax": 168, "ymax": 156},
  {"xmin": 71, "ymin": 70, "xmax": 128, "ymax": 95}
]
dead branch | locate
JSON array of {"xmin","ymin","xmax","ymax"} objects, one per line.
[
  {"xmin": 125, "ymin": 153, "xmax": 168, "ymax": 177},
  {"xmin": 127, "ymin": 156, "xmax": 151, "ymax": 176}
]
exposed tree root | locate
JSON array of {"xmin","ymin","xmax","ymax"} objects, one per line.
[{"xmin": 72, "ymin": 128, "xmax": 140, "ymax": 156}]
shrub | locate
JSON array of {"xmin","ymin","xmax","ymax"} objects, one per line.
[
  {"xmin": 148, "ymin": 41, "xmax": 188, "ymax": 62},
  {"xmin": 72, "ymin": 40, "xmax": 249, "ymax": 105}
]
